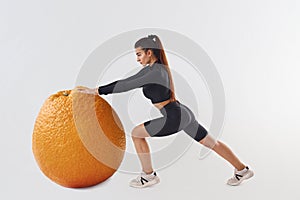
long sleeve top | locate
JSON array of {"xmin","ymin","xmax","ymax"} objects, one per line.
[{"xmin": 98, "ymin": 62, "xmax": 171, "ymax": 104}]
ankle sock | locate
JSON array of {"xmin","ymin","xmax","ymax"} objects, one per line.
[
  {"xmin": 143, "ymin": 171, "xmax": 155, "ymax": 175},
  {"xmin": 236, "ymin": 166, "xmax": 249, "ymax": 174}
]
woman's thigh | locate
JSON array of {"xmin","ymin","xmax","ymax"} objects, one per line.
[
  {"xmin": 178, "ymin": 102, "xmax": 208, "ymax": 142},
  {"xmin": 183, "ymin": 120, "xmax": 208, "ymax": 142},
  {"xmin": 131, "ymin": 123, "xmax": 152, "ymax": 138},
  {"xmin": 143, "ymin": 101, "xmax": 194, "ymax": 137},
  {"xmin": 144, "ymin": 116, "xmax": 180, "ymax": 137}
]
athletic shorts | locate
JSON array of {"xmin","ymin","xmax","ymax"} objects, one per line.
[{"xmin": 144, "ymin": 100, "xmax": 208, "ymax": 142}]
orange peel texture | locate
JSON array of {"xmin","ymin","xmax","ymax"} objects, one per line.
[{"xmin": 32, "ymin": 87, "xmax": 126, "ymax": 188}]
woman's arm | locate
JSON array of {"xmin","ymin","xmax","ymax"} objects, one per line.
[
  {"xmin": 77, "ymin": 66, "xmax": 162, "ymax": 96},
  {"xmin": 75, "ymin": 87, "xmax": 98, "ymax": 95},
  {"xmin": 98, "ymin": 67, "xmax": 160, "ymax": 95},
  {"xmin": 76, "ymin": 67, "xmax": 147, "ymax": 95}
]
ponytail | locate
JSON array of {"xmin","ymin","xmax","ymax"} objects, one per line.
[{"xmin": 135, "ymin": 35, "xmax": 177, "ymax": 102}]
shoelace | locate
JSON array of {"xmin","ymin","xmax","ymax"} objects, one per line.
[
  {"xmin": 230, "ymin": 169, "xmax": 247, "ymax": 181},
  {"xmin": 234, "ymin": 174, "xmax": 243, "ymax": 181},
  {"xmin": 135, "ymin": 172, "xmax": 155, "ymax": 183},
  {"xmin": 135, "ymin": 172, "xmax": 156, "ymax": 182},
  {"xmin": 135, "ymin": 173, "xmax": 143, "ymax": 182}
]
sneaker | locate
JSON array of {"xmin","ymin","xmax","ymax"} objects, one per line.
[
  {"xmin": 227, "ymin": 166, "xmax": 254, "ymax": 186},
  {"xmin": 129, "ymin": 171, "xmax": 160, "ymax": 188}
]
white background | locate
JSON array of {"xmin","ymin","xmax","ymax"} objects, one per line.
[{"xmin": 1, "ymin": 0, "xmax": 300, "ymax": 199}]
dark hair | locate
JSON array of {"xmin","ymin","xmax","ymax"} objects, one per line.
[{"xmin": 134, "ymin": 35, "xmax": 176, "ymax": 102}]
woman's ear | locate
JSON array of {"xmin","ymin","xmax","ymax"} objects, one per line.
[{"xmin": 146, "ymin": 49, "xmax": 152, "ymax": 57}]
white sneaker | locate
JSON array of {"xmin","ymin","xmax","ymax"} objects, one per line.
[
  {"xmin": 227, "ymin": 166, "xmax": 254, "ymax": 186},
  {"xmin": 129, "ymin": 171, "xmax": 160, "ymax": 188}
]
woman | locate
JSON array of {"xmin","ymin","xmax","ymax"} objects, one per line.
[{"xmin": 78, "ymin": 35, "xmax": 254, "ymax": 188}]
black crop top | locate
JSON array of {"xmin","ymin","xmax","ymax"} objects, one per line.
[{"xmin": 98, "ymin": 62, "xmax": 171, "ymax": 104}]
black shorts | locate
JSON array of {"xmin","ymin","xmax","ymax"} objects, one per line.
[{"xmin": 144, "ymin": 100, "xmax": 208, "ymax": 142}]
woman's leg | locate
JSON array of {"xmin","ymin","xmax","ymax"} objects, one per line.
[
  {"xmin": 131, "ymin": 124, "xmax": 154, "ymax": 174},
  {"xmin": 180, "ymin": 103, "xmax": 247, "ymax": 171},
  {"xmin": 199, "ymin": 134, "xmax": 245, "ymax": 170}
]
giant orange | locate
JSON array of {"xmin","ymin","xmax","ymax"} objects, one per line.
[{"xmin": 32, "ymin": 87, "xmax": 126, "ymax": 188}]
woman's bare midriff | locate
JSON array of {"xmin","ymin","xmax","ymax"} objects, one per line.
[{"xmin": 153, "ymin": 99, "xmax": 171, "ymax": 110}]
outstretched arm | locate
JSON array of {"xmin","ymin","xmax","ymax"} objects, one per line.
[
  {"xmin": 98, "ymin": 67, "xmax": 160, "ymax": 95},
  {"xmin": 75, "ymin": 87, "xmax": 99, "ymax": 95},
  {"xmin": 76, "ymin": 66, "xmax": 159, "ymax": 95}
]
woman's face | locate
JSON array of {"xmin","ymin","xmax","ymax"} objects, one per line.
[{"xmin": 135, "ymin": 47, "xmax": 151, "ymax": 66}]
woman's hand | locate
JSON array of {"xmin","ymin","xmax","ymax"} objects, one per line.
[{"xmin": 75, "ymin": 86, "xmax": 98, "ymax": 95}]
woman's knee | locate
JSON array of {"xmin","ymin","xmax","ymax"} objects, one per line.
[
  {"xmin": 131, "ymin": 124, "xmax": 150, "ymax": 139},
  {"xmin": 199, "ymin": 134, "xmax": 218, "ymax": 149},
  {"xmin": 131, "ymin": 126, "xmax": 140, "ymax": 139}
]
